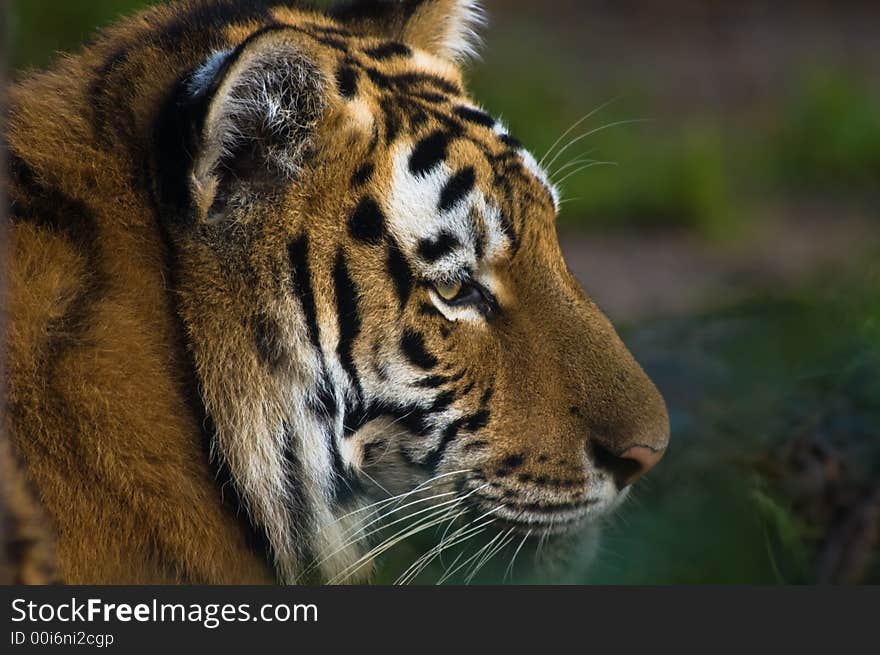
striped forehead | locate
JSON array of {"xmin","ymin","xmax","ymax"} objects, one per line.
[
  {"xmin": 382, "ymin": 138, "xmax": 508, "ymax": 278},
  {"xmin": 383, "ymin": 117, "xmax": 559, "ymax": 277},
  {"xmin": 332, "ymin": 49, "xmax": 559, "ymax": 272}
]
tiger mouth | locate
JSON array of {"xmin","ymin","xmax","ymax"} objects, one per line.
[{"xmin": 468, "ymin": 494, "xmax": 604, "ymax": 536}]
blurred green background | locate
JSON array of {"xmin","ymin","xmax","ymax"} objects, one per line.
[{"xmin": 7, "ymin": 0, "xmax": 879, "ymax": 584}]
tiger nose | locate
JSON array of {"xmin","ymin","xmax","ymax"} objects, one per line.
[
  {"xmin": 618, "ymin": 445, "xmax": 666, "ymax": 485},
  {"xmin": 593, "ymin": 442, "xmax": 667, "ymax": 488},
  {"xmin": 585, "ymin": 373, "xmax": 670, "ymax": 488}
]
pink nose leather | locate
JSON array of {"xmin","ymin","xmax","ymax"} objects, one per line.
[{"xmin": 618, "ymin": 445, "xmax": 666, "ymax": 486}]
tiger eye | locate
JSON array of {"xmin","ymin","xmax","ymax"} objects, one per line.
[{"xmin": 434, "ymin": 280, "xmax": 463, "ymax": 301}]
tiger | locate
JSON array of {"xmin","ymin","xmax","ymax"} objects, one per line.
[{"xmin": 2, "ymin": 0, "xmax": 670, "ymax": 584}]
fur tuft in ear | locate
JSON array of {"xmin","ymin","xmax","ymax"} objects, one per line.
[
  {"xmin": 330, "ymin": 0, "xmax": 486, "ymax": 63},
  {"xmin": 154, "ymin": 28, "xmax": 327, "ymax": 223},
  {"xmin": 193, "ymin": 32, "xmax": 326, "ymax": 220}
]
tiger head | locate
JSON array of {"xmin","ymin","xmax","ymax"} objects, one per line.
[{"xmin": 153, "ymin": 0, "xmax": 669, "ymax": 583}]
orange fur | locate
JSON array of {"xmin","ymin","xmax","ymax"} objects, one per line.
[{"xmin": 3, "ymin": 0, "xmax": 669, "ymax": 584}]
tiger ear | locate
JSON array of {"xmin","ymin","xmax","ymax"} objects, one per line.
[
  {"xmin": 330, "ymin": 0, "xmax": 486, "ymax": 63},
  {"xmin": 166, "ymin": 29, "xmax": 327, "ymax": 222}
]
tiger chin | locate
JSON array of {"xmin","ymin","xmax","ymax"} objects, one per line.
[{"xmin": 3, "ymin": 0, "xmax": 669, "ymax": 585}]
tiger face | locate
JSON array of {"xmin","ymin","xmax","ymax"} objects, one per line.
[{"xmin": 154, "ymin": 0, "xmax": 669, "ymax": 583}]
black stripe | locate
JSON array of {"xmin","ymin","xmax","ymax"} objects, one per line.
[
  {"xmin": 409, "ymin": 107, "xmax": 428, "ymax": 131},
  {"xmin": 336, "ymin": 64, "xmax": 359, "ymax": 98},
  {"xmin": 396, "ymin": 408, "xmax": 434, "ymax": 437},
  {"xmin": 454, "ymin": 105, "xmax": 496, "ymax": 128},
  {"xmin": 333, "ymin": 249, "xmax": 362, "ymax": 393},
  {"xmin": 423, "ymin": 419, "xmax": 465, "ymax": 470},
  {"xmin": 351, "ymin": 162, "xmax": 374, "ymax": 187},
  {"xmin": 394, "ymin": 72, "xmax": 461, "ymax": 96},
  {"xmin": 409, "ymin": 130, "xmax": 452, "ymax": 176},
  {"xmin": 462, "ymin": 440, "xmax": 489, "ymax": 453},
  {"xmin": 347, "ymin": 197, "xmax": 386, "ymax": 245},
  {"xmin": 329, "ymin": 0, "xmax": 421, "ymax": 24},
  {"xmin": 418, "ymin": 302, "xmax": 443, "ymax": 318},
  {"xmin": 346, "ymin": 399, "xmax": 432, "ymax": 438},
  {"xmin": 88, "ymin": 45, "xmax": 135, "ymax": 147},
  {"xmin": 280, "ymin": 424, "xmax": 315, "ymax": 563},
  {"xmin": 349, "ymin": 392, "xmax": 457, "ymax": 440},
  {"xmin": 470, "ymin": 206, "xmax": 487, "ymax": 261},
  {"xmin": 494, "ymin": 177, "xmax": 519, "ymax": 249},
  {"xmin": 417, "ymin": 375, "xmax": 450, "ymax": 389},
  {"xmin": 7, "ymin": 156, "xmax": 99, "ymax": 254},
  {"xmin": 414, "ymin": 92, "xmax": 448, "ymax": 104},
  {"xmin": 429, "ymin": 390, "xmax": 456, "ymax": 414},
  {"xmin": 364, "ymin": 68, "xmax": 462, "ymax": 97},
  {"xmin": 499, "ymin": 133, "xmax": 523, "ymax": 149},
  {"xmin": 5, "ymin": 156, "xmax": 107, "ymax": 402},
  {"xmin": 417, "ymin": 230, "xmax": 460, "ymax": 262},
  {"xmin": 364, "ymin": 42, "xmax": 411, "ymax": 60},
  {"xmin": 316, "ymin": 35, "xmax": 349, "ymax": 52},
  {"xmin": 288, "ymin": 236, "xmax": 322, "ymax": 354},
  {"xmin": 309, "ymin": 379, "xmax": 338, "ymax": 420},
  {"xmin": 303, "ymin": 22, "xmax": 355, "ymax": 38},
  {"xmin": 328, "ymin": 430, "xmax": 360, "ymax": 504},
  {"xmin": 502, "ymin": 454, "xmax": 525, "ymax": 470},
  {"xmin": 343, "ymin": 400, "xmax": 371, "ymax": 434},
  {"xmin": 7, "ymin": 153, "xmax": 39, "ymax": 198},
  {"xmin": 423, "ymin": 408, "xmax": 491, "ymax": 471},
  {"xmin": 253, "ymin": 312, "xmax": 287, "ymax": 369},
  {"xmin": 379, "ymin": 96, "xmax": 403, "ymax": 144},
  {"xmin": 386, "ymin": 242, "xmax": 413, "ymax": 310},
  {"xmin": 367, "ymin": 125, "xmax": 380, "ymax": 154},
  {"xmin": 401, "ymin": 330, "xmax": 438, "ymax": 370},
  {"xmin": 363, "ymin": 67, "xmax": 395, "ymax": 92},
  {"xmin": 465, "ymin": 409, "xmax": 490, "ymax": 432},
  {"xmin": 416, "ymin": 370, "xmax": 465, "ymax": 389},
  {"xmin": 438, "ymin": 166, "xmax": 476, "ymax": 212}
]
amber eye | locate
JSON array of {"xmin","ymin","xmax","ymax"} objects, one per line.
[
  {"xmin": 431, "ymin": 278, "xmax": 498, "ymax": 315},
  {"xmin": 433, "ymin": 280, "xmax": 463, "ymax": 301}
]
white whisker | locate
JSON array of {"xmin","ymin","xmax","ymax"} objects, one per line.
[
  {"xmin": 448, "ymin": 529, "xmax": 504, "ymax": 585},
  {"xmin": 324, "ymin": 468, "xmax": 470, "ymax": 529},
  {"xmin": 544, "ymin": 118, "xmax": 650, "ymax": 172},
  {"xmin": 393, "ymin": 509, "xmax": 474, "ymax": 584},
  {"xmin": 465, "ymin": 527, "xmax": 515, "ymax": 584},
  {"xmin": 550, "ymin": 150, "xmax": 602, "ymax": 178},
  {"xmin": 436, "ymin": 525, "xmax": 499, "ymax": 585},
  {"xmin": 504, "ymin": 530, "xmax": 531, "ymax": 583},
  {"xmin": 538, "ymin": 99, "xmax": 617, "ymax": 168},
  {"xmin": 396, "ymin": 512, "xmax": 499, "ymax": 585},
  {"xmin": 310, "ymin": 483, "xmax": 490, "ymax": 583},
  {"xmin": 358, "ymin": 468, "xmax": 391, "ymax": 497},
  {"xmin": 329, "ymin": 503, "xmax": 465, "ymax": 584},
  {"xmin": 555, "ymin": 160, "xmax": 617, "ymax": 188}
]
